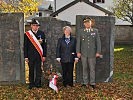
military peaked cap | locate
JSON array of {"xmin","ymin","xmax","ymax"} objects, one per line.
[
  {"xmin": 83, "ymin": 17, "xmax": 92, "ymax": 23},
  {"xmin": 30, "ymin": 19, "xmax": 40, "ymax": 26}
]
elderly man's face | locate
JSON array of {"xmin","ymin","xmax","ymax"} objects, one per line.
[
  {"xmin": 84, "ymin": 21, "xmax": 92, "ymax": 28},
  {"xmin": 31, "ymin": 24, "xmax": 40, "ymax": 31}
]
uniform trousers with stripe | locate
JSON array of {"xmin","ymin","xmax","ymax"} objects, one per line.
[{"xmin": 81, "ymin": 56, "xmax": 96, "ymax": 85}]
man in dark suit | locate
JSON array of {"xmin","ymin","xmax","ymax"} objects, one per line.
[
  {"xmin": 56, "ymin": 26, "xmax": 78, "ymax": 87},
  {"xmin": 24, "ymin": 19, "xmax": 47, "ymax": 89},
  {"xmin": 76, "ymin": 17, "xmax": 101, "ymax": 89}
]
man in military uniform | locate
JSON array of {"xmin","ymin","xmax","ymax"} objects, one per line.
[
  {"xmin": 24, "ymin": 19, "xmax": 47, "ymax": 89},
  {"xmin": 76, "ymin": 17, "xmax": 101, "ymax": 89}
]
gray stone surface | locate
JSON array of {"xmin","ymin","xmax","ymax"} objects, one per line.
[
  {"xmin": 35, "ymin": 17, "xmax": 71, "ymax": 73},
  {"xmin": 76, "ymin": 15, "xmax": 115, "ymax": 83},
  {"xmin": 115, "ymin": 25, "xmax": 133, "ymax": 44},
  {"xmin": 0, "ymin": 13, "xmax": 25, "ymax": 84}
]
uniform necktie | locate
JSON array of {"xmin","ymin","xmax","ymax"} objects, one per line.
[{"xmin": 86, "ymin": 29, "xmax": 90, "ymax": 32}]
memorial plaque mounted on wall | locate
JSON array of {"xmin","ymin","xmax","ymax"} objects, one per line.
[
  {"xmin": 76, "ymin": 15, "xmax": 115, "ymax": 83},
  {"xmin": 0, "ymin": 13, "xmax": 25, "ymax": 84}
]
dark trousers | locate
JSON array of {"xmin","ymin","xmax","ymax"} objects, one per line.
[
  {"xmin": 61, "ymin": 62, "xmax": 74, "ymax": 86},
  {"xmin": 28, "ymin": 59, "xmax": 42, "ymax": 87}
]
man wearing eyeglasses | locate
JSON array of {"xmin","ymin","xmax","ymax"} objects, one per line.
[{"xmin": 24, "ymin": 19, "xmax": 47, "ymax": 89}]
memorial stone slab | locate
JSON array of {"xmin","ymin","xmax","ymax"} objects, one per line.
[
  {"xmin": 0, "ymin": 13, "xmax": 25, "ymax": 84},
  {"xmin": 76, "ymin": 15, "xmax": 115, "ymax": 83}
]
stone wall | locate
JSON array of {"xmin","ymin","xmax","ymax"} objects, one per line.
[
  {"xmin": 115, "ymin": 25, "xmax": 133, "ymax": 44},
  {"xmin": 76, "ymin": 15, "xmax": 115, "ymax": 83},
  {"xmin": 0, "ymin": 13, "xmax": 25, "ymax": 84}
]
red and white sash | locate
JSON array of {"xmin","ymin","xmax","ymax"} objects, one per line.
[{"xmin": 25, "ymin": 30, "xmax": 43, "ymax": 60}]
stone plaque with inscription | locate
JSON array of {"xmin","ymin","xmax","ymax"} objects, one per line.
[{"xmin": 0, "ymin": 13, "xmax": 25, "ymax": 84}]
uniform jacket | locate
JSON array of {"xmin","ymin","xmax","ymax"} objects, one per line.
[
  {"xmin": 24, "ymin": 30, "xmax": 47, "ymax": 61},
  {"xmin": 56, "ymin": 35, "xmax": 77, "ymax": 63},
  {"xmin": 76, "ymin": 28, "xmax": 101, "ymax": 58}
]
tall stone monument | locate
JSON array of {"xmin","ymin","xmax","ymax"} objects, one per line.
[
  {"xmin": 0, "ymin": 13, "xmax": 25, "ymax": 84},
  {"xmin": 76, "ymin": 15, "xmax": 115, "ymax": 83},
  {"xmin": 35, "ymin": 17, "xmax": 71, "ymax": 73}
]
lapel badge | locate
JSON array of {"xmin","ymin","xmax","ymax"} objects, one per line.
[
  {"xmin": 91, "ymin": 33, "xmax": 96, "ymax": 36},
  {"xmin": 38, "ymin": 35, "xmax": 43, "ymax": 44}
]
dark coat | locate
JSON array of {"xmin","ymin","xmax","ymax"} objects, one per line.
[
  {"xmin": 24, "ymin": 30, "xmax": 47, "ymax": 61},
  {"xmin": 56, "ymin": 35, "xmax": 77, "ymax": 63}
]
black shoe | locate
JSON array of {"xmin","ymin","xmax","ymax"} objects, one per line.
[
  {"xmin": 28, "ymin": 85, "xmax": 34, "ymax": 89},
  {"xmin": 68, "ymin": 83, "xmax": 73, "ymax": 87},
  {"xmin": 28, "ymin": 86, "xmax": 32, "ymax": 89},
  {"xmin": 63, "ymin": 85, "xmax": 67, "ymax": 87},
  {"xmin": 68, "ymin": 85, "xmax": 73, "ymax": 87},
  {"xmin": 90, "ymin": 85, "xmax": 96, "ymax": 89},
  {"xmin": 81, "ymin": 84, "xmax": 87, "ymax": 87},
  {"xmin": 35, "ymin": 85, "xmax": 42, "ymax": 88},
  {"xmin": 28, "ymin": 84, "xmax": 35, "ymax": 89}
]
